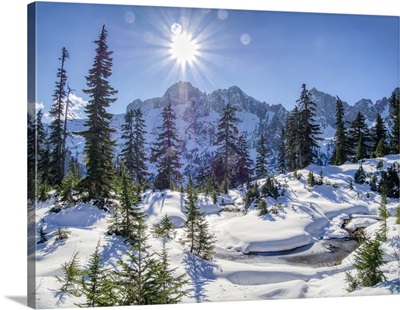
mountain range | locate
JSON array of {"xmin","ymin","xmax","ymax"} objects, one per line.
[{"xmin": 67, "ymin": 81, "xmax": 397, "ymax": 178}]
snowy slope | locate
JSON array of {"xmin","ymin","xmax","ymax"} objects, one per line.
[{"xmin": 33, "ymin": 156, "xmax": 400, "ymax": 309}]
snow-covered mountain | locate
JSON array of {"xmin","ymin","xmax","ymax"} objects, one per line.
[{"xmin": 66, "ymin": 82, "xmax": 397, "ymax": 177}]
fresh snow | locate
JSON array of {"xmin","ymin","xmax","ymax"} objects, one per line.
[{"xmin": 33, "ymin": 156, "xmax": 400, "ymax": 309}]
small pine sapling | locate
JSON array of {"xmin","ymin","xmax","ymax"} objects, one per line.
[
  {"xmin": 307, "ymin": 171, "xmax": 315, "ymax": 187},
  {"xmin": 56, "ymin": 251, "xmax": 82, "ymax": 296},
  {"xmin": 377, "ymin": 195, "xmax": 388, "ymax": 242},
  {"xmin": 37, "ymin": 226, "xmax": 48, "ymax": 244},
  {"xmin": 55, "ymin": 227, "xmax": 71, "ymax": 242},
  {"xmin": 257, "ymin": 199, "xmax": 268, "ymax": 217},
  {"xmin": 344, "ymin": 270, "xmax": 358, "ymax": 292}
]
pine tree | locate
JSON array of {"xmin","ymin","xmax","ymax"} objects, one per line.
[
  {"xmin": 233, "ymin": 134, "xmax": 253, "ymax": 187},
  {"xmin": 27, "ymin": 112, "xmax": 36, "ymax": 201},
  {"xmin": 257, "ymin": 199, "xmax": 268, "ymax": 216},
  {"xmin": 255, "ymin": 135, "xmax": 268, "ymax": 178},
  {"xmin": 388, "ymin": 91, "xmax": 400, "ymax": 154},
  {"xmin": 277, "ymin": 127, "xmax": 286, "ymax": 174},
  {"xmin": 354, "ymin": 165, "xmax": 366, "ymax": 184},
  {"xmin": 151, "ymin": 102, "xmax": 182, "ymax": 190},
  {"xmin": 183, "ymin": 180, "xmax": 215, "ymax": 260},
  {"xmin": 213, "ymin": 103, "xmax": 240, "ymax": 192},
  {"xmin": 60, "ymin": 170, "xmax": 80, "ymax": 204},
  {"xmin": 121, "ymin": 109, "xmax": 149, "ymax": 185},
  {"xmin": 48, "ymin": 47, "xmax": 70, "ymax": 185},
  {"xmin": 296, "ymin": 84, "xmax": 322, "ymax": 168},
  {"xmin": 152, "ymin": 214, "xmax": 175, "ymax": 239},
  {"xmin": 78, "ymin": 25, "xmax": 118, "ymax": 202},
  {"xmin": 378, "ymin": 165, "xmax": 400, "ymax": 198},
  {"xmin": 307, "ymin": 171, "xmax": 315, "ymax": 187},
  {"xmin": 36, "ymin": 110, "xmax": 52, "ymax": 187},
  {"xmin": 79, "ymin": 241, "xmax": 114, "ymax": 307},
  {"xmin": 353, "ymin": 238, "xmax": 387, "ymax": 287},
  {"xmin": 377, "ymin": 195, "xmax": 388, "ymax": 242},
  {"xmin": 37, "ymin": 226, "xmax": 48, "ymax": 244},
  {"xmin": 108, "ymin": 164, "xmax": 142, "ymax": 243},
  {"xmin": 285, "ymin": 107, "xmax": 300, "ymax": 171},
  {"xmin": 115, "ymin": 212, "xmax": 156, "ymax": 305},
  {"xmin": 332, "ymin": 97, "xmax": 347, "ymax": 165},
  {"xmin": 371, "ymin": 113, "xmax": 387, "ymax": 157},
  {"xmin": 348, "ymin": 112, "xmax": 371, "ymax": 162},
  {"xmin": 152, "ymin": 241, "xmax": 189, "ymax": 304},
  {"xmin": 56, "ymin": 251, "xmax": 82, "ymax": 296}
]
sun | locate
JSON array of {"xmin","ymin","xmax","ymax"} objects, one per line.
[{"xmin": 169, "ymin": 24, "xmax": 199, "ymax": 66}]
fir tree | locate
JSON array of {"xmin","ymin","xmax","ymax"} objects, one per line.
[
  {"xmin": 257, "ymin": 199, "xmax": 268, "ymax": 217},
  {"xmin": 36, "ymin": 110, "xmax": 52, "ymax": 187},
  {"xmin": 152, "ymin": 214, "xmax": 175, "ymax": 239},
  {"xmin": 151, "ymin": 102, "xmax": 182, "ymax": 190},
  {"xmin": 48, "ymin": 47, "xmax": 70, "ymax": 185},
  {"xmin": 183, "ymin": 180, "xmax": 215, "ymax": 260},
  {"xmin": 377, "ymin": 195, "xmax": 388, "ymax": 242},
  {"xmin": 152, "ymin": 241, "xmax": 189, "ymax": 304},
  {"xmin": 115, "ymin": 212, "xmax": 157, "ymax": 305},
  {"xmin": 296, "ymin": 84, "xmax": 322, "ymax": 168},
  {"xmin": 354, "ymin": 165, "xmax": 366, "ymax": 184},
  {"xmin": 213, "ymin": 103, "xmax": 240, "ymax": 192},
  {"xmin": 255, "ymin": 135, "xmax": 268, "ymax": 178},
  {"xmin": 56, "ymin": 251, "xmax": 82, "ymax": 296},
  {"xmin": 37, "ymin": 226, "xmax": 48, "ymax": 244},
  {"xmin": 261, "ymin": 176, "xmax": 279, "ymax": 199},
  {"xmin": 243, "ymin": 183, "xmax": 260, "ymax": 210},
  {"xmin": 353, "ymin": 238, "xmax": 387, "ymax": 287},
  {"xmin": 60, "ymin": 170, "xmax": 80, "ymax": 204},
  {"xmin": 332, "ymin": 97, "xmax": 347, "ymax": 165},
  {"xmin": 307, "ymin": 171, "xmax": 315, "ymax": 187},
  {"xmin": 371, "ymin": 113, "xmax": 387, "ymax": 157},
  {"xmin": 285, "ymin": 107, "xmax": 300, "ymax": 171},
  {"xmin": 121, "ymin": 109, "xmax": 149, "ymax": 185},
  {"xmin": 27, "ymin": 112, "xmax": 36, "ymax": 201},
  {"xmin": 108, "ymin": 164, "xmax": 142, "ymax": 243},
  {"xmin": 233, "ymin": 134, "xmax": 253, "ymax": 187},
  {"xmin": 277, "ymin": 127, "xmax": 286, "ymax": 174},
  {"xmin": 378, "ymin": 165, "xmax": 400, "ymax": 198},
  {"xmin": 348, "ymin": 112, "xmax": 371, "ymax": 162},
  {"xmin": 79, "ymin": 241, "xmax": 114, "ymax": 307},
  {"xmin": 78, "ymin": 25, "xmax": 118, "ymax": 202},
  {"xmin": 388, "ymin": 90, "xmax": 399, "ymax": 154}
]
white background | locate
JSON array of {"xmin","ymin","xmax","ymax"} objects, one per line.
[{"xmin": 0, "ymin": 0, "xmax": 399, "ymax": 309}]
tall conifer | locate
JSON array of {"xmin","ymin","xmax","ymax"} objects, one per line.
[
  {"xmin": 388, "ymin": 91, "xmax": 399, "ymax": 154},
  {"xmin": 255, "ymin": 135, "xmax": 268, "ymax": 178},
  {"xmin": 78, "ymin": 25, "xmax": 117, "ymax": 202},
  {"xmin": 332, "ymin": 97, "xmax": 347, "ymax": 165}
]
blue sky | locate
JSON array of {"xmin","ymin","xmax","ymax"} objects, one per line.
[{"xmin": 33, "ymin": 1, "xmax": 399, "ymax": 118}]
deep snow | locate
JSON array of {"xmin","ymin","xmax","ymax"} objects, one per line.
[{"xmin": 32, "ymin": 156, "xmax": 400, "ymax": 309}]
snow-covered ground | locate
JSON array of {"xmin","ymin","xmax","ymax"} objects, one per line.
[{"xmin": 32, "ymin": 156, "xmax": 399, "ymax": 309}]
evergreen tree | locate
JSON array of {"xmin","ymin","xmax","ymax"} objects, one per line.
[
  {"xmin": 395, "ymin": 205, "xmax": 400, "ymax": 225},
  {"xmin": 353, "ymin": 238, "xmax": 386, "ymax": 287},
  {"xmin": 27, "ymin": 112, "xmax": 36, "ymax": 201},
  {"xmin": 243, "ymin": 183, "xmax": 260, "ymax": 210},
  {"xmin": 354, "ymin": 165, "xmax": 366, "ymax": 184},
  {"xmin": 378, "ymin": 165, "xmax": 400, "ymax": 198},
  {"xmin": 56, "ymin": 251, "xmax": 82, "ymax": 296},
  {"xmin": 152, "ymin": 241, "xmax": 189, "ymax": 304},
  {"xmin": 388, "ymin": 91, "xmax": 400, "ymax": 154},
  {"xmin": 285, "ymin": 107, "xmax": 301, "ymax": 171},
  {"xmin": 152, "ymin": 214, "xmax": 175, "ymax": 239},
  {"xmin": 277, "ymin": 127, "xmax": 286, "ymax": 174},
  {"xmin": 213, "ymin": 103, "xmax": 240, "ymax": 192},
  {"xmin": 182, "ymin": 180, "xmax": 215, "ymax": 260},
  {"xmin": 115, "ymin": 212, "xmax": 156, "ymax": 305},
  {"xmin": 255, "ymin": 135, "xmax": 268, "ymax": 178},
  {"xmin": 78, "ymin": 25, "xmax": 118, "ymax": 202},
  {"xmin": 233, "ymin": 134, "xmax": 253, "ymax": 187},
  {"xmin": 332, "ymin": 97, "xmax": 347, "ymax": 165},
  {"xmin": 79, "ymin": 241, "xmax": 114, "ymax": 307},
  {"xmin": 377, "ymin": 195, "xmax": 388, "ymax": 242},
  {"xmin": 348, "ymin": 112, "xmax": 371, "ymax": 161},
  {"xmin": 121, "ymin": 109, "xmax": 149, "ymax": 185},
  {"xmin": 60, "ymin": 170, "xmax": 80, "ymax": 204},
  {"xmin": 36, "ymin": 110, "xmax": 52, "ymax": 187},
  {"xmin": 37, "ymin": 226, "xmax": 48, "ymax": 244},
  {"xmin": 108, "ymin": 164, "xmax": 142, "ymax": 243},
  {"xmin": 296, "ymin": 84, "xmax": 322, "ymax": 168},
  {"xmin": 371, "ymin": 113, "xmax": 387, "ymax": 157},
  {"xmin": 48, "ymin": 47, "xmax": 70, "ymax": 185},
  {"xmin": 261, "ymin": 177, "xmax": 279, "ymax": 199},
  {"xmin": 307, "ymin": 171, "xmax": 315, "ymax": 187},
  {"xmin": 150, "ymin": 102, "xmax": 182, "ymax": 190},
  {"xmin": 257, "ymin": 199, "xmax": 268, "ymax": 217}
]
